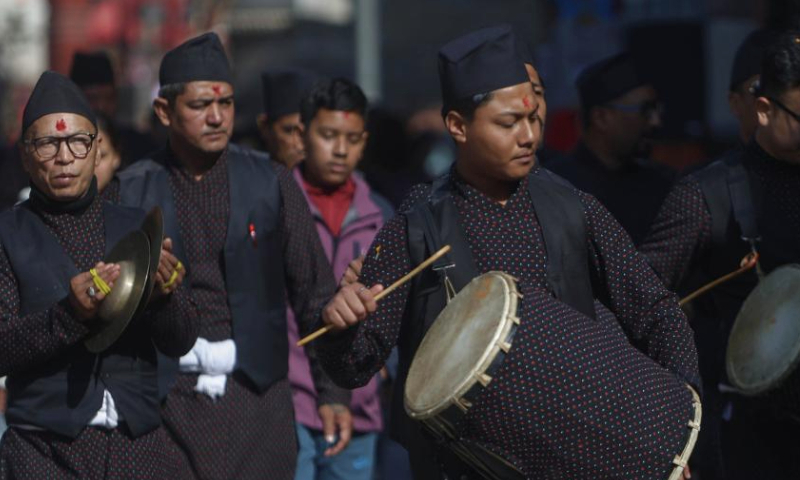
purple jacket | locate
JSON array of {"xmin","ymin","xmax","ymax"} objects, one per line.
[{"xmin": 287, "ymin": 166, "xmax": 393, "ymax": 432}]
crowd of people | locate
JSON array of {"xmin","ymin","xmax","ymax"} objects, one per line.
[{"xmin": 0, "ymin": 18, "xmax": 798, "ymax": 480}]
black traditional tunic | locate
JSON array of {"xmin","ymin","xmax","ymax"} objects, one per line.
[
  {"xmin": 546, "ymin": 143, "xmax": 676, "ymax": 245},
  {"xmin": 319, "ymin": 167, "xmax": 700, "ymax": 479},
  {"xmin": 151, "ymin": 152, "xmax": 343, "ymax": 480},
  {"xmin": 640, "ymin": 141, "xmax": 800, "ymax": 480},
  {"xmin": 0, "ymin": 188, "xmax": 197, "ymax": 479}
]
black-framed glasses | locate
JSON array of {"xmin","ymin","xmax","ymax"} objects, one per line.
[
  {"xmin": 23, "ymin": 133, "xmax": 97, "ymax": 161},
  {"xmin": 605, "ymin": 100, "xmax": 663, "ymax": 118},
  {"xmin": 767, "ymin": 96, "xmax": 800, "ymax": 124}
]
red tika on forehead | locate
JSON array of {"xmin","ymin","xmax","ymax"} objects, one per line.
[
  {"xmin": 343, "ymin": 111, "xmax": 350, "ymax": 119},
  {"xmin": 212, "ymin": 85, "xmax": 221, "ymax": 95},
  {"xmin": 522, "ymin": 96, "xmax": 531, "ymax": 108},
  {"xmin": 56, "ymin": 118, "xmax": 67, "ymax": 131}
]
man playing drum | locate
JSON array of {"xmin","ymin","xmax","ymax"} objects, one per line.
[
  {"xmin": 640, "ymin": 30, "xmax": 800, "ymax": 480},
  {"xmin": 317, "ymin": 25, "xmax": 701, "ymax": 480}
]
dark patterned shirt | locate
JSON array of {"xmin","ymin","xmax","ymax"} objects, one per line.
[
  {"xmin": 318, "ymin": 167, "xmax": 700, "ymax": 477},
  {"xmin": 0, "ymin": 193, "xmax": 196, "ymax": 375},
  {"xmin": 156, "ymin": 150, "xmax": 344, "ymax": 480},
  {"xmin": 641, "ymin": 141, "xmax": 800, "ymax": 289}
]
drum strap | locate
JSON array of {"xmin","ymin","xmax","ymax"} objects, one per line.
[{"xmin": 697, "ymin": 150, "xmax": 763, "ymax": 275}]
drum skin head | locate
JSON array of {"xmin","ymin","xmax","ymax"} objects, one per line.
[
  {"xmin": 405, "ymin": 271, "xmax": 519, "ymax": 419},
  {"xmin": 84, "ymin": 230, "xmax": 151, "ymax": 353},
  {"xmin": 727, "ymin": 264, "xmax": 800, "ymax": 395}
]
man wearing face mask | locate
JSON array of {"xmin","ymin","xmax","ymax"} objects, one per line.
[
  {"xmin": 640, "ymin": 30, "xmax": 800, "ymax": 480},
  {"xmin": 548, "ymin": 53, "xmax": 675, "ymax": 245}
]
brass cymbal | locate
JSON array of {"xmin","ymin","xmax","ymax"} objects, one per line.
[
  {"xmin": 132, "ymin": 207, "xmax": 164, "ymax": 319},
  {"xmin": 84, "ymin": 230, "xmax": 151, "ymax": 353},
  {"xmin": 727, "ymin": 264, "xmax": 800, "ymax": 395}
]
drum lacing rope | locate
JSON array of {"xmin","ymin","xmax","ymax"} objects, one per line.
[{"xmin": 667, "ymin": 386, "xmax": 702, "ymax": 480}]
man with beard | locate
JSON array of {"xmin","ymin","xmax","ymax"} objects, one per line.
[
  {"xmin": 547, "ymin": 53, "xmax": 674, "ymax": 245},
  {"xmin": 257, "ymin": 68, "xmax": 316, "ymax": 169},
  {"xmin": 640, "ymin": 30, "xmax": 800, "ymax": 479},
  {"xmin": 113, "ymin": 33, "xmax": 350, "ymax": 479},
  {"xmin": 0, "ymin": 71, "xmax": 197, "ymax": 478},
  {"xmin": 316, "ymin": 25, "xmax": 699, "ymax": 480}
]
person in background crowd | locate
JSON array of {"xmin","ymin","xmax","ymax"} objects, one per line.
[
  {"xmin": 640, "ymin": 30, "xmax": 800, "ymax": 480},
  {"xmin": 95, "ymin": 115, "xmax": 123, "ymax": 195},
  {"xmin": 0, "ymin": 70, "xmax": 197, "ymax": 479},
  {"xmin": 289, "ymin": 76, "xmax": 392, "ymax": 480},
  {"xmin": 113, "ymin": 33, "xmax": 350, "ymax": 480},
  {"xmin": 728, "ymin": 30, "xmax": 779, "ymax": 144},
  {"xmin": 258, "ymin": 68, "xmax": 317, "ymax": 169},
  {"xmin": 546, "ymin": 52, "xmax": 675, "ymax": 245},
  {"xmin": 70, "ymin": 51, "xmax": 158, "ymax": 166}
]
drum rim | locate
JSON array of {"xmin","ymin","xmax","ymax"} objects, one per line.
[
  {"xmin": 726, "ymin": 263, "xmax": 800, "ymax": 394},
  {"xmin": 405, "ymin": 271, "xmax": 520, "ymax": 419}
]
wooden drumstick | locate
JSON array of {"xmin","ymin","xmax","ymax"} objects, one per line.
[
  {"xmin": 296, "ymin": 245, "xmax": 452, "ymax": 347},
  {"xmin": 679, "ymin": 252, "xmax": 760, "ymax": 307}
]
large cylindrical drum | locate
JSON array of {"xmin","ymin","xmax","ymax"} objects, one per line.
[
  {"xmin": 405, "ymin": 271, "xmax": 701, "ymax": 479},
  {"xmin": 727, "ymin": 264, "xmax": 800, "ymax": 417}
]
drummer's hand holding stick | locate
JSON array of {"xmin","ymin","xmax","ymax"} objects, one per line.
[
  {"xmin": 153, "ymin": 238, "xmax": 186, "ymax": 299},
  {"xmin": 302, "ymin": 245, "xmax": 452, "ymax": 346},
  {"xmin": 68, "ymin": 262, "xmax": 120, "ymax": 320}
]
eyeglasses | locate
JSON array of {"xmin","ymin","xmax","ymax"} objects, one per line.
[
  {"xmin": 767, "ymin": 96, "xmax": 800, "ymax": 125},
  {"xmin": 23, "ymin": 133, "xmax": 97, "ymax": 161},
  {"xmin": 605, "ymin": 100, "xmax": 663, "ymax": 118}
]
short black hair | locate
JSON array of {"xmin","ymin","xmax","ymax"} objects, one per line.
[
  {"xmin": 299, "ymin": 78, "xmax": 368, "ymax": 127},
  {"xmin": 95, "ymin": 113, "xmax": 120, "ymax": 151},
  {"xmin": 157, "ymin": 83, "xmax": 186, "ymax": 105},
  {"xmin": 759, "ymin": 31, "xmax": 800, "ymax": 99},
  {"xmin": 442, "ymin": 91, "xmax": 493, "ymax": 121}
]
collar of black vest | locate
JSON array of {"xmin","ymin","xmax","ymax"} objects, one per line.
[{"xmin": 28, "ymin": 176, "xmax": 98, "ymax": 215}]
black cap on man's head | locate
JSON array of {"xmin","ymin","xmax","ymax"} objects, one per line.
[
  {"xmin": 438, "ymin": 25, "xmax": 529, "ymax": 109},
  {"xmin": 576, "ymin": 53, "xmax": 647, "ymax": 111},
  {"xmin": 22, "ymin": 71, "xmax": 97, "ymax": 136},
  {"xmin": 70, "ymin": 51, "xmax": 115, "ymax": 87},
  {"xmin": 730, "ymin": 29, "xmax": 777, "ymax": 92},
  {"xmin": 159, "ymin": 32, "xmax": 232, "ymax": 86},
  {"xmin": 261, "ymin": 68, "xmax": 317, "ymax": 119}
]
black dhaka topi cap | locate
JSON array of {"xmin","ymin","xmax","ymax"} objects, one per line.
[
  {"xmin": 576, "ymin": 52, "xmax": 647, "ymax": 110},
  {"xmin": 159, "ymin": 32, "xmax": 232, "ymax": 86},
  {"xmin": 438, "ymin": 25, "xmax": 529, "ymax": 110},
  {"xmin": 261, "ymin": 68, "xmax": 317, "ymax": 119},
  {"xmin": 69, "ymin": 51, "xmax": 115, "ymax": 87},
  {"xmin": 22, "ymin": 71, "xmax": 97, "ymax": 136}
]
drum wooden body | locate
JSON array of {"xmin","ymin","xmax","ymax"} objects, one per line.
[
  {"xmin": 405, "ymin": 271, "xmax": 701, "ymax": 479},
  {"xmin": 727, "ymin": 264, "xmax": 800, "ymax": 414}
]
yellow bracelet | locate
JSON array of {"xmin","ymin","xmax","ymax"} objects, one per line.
[{"xmin": 89, "ymin": 268, "xmax": 112, "ymax": 295}]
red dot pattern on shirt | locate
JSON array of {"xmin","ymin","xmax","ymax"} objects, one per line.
[{"xmin": 0, "ymin": 426, "xmax": 179, "ymax": 479}]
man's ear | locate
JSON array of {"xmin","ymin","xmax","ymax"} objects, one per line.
[
  {"xmin": 153, "ymin": 97, "xmax": 172, "ymax": 128},
  {"xmin": 445, "ymin": 110, "xmax": 468, "ymax": 144},
  {"xmin": 755, "ymin": 96, "xmax": 772, "ymax": 128}
]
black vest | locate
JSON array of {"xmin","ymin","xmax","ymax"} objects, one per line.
[
  {"xmin": 116, "ymin": 144, "xmax": 287, "ymax": 394},
  {"xmin": 390, "ymin": 168, "xmax": 596, "ymax": 447},
  {"xmin": 694, "ymin": 147, "xmax": 800, "ymax": 381},
  {"xmin": 0, "ymin": 201, "xmax": 162, "ymax": 439}
]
